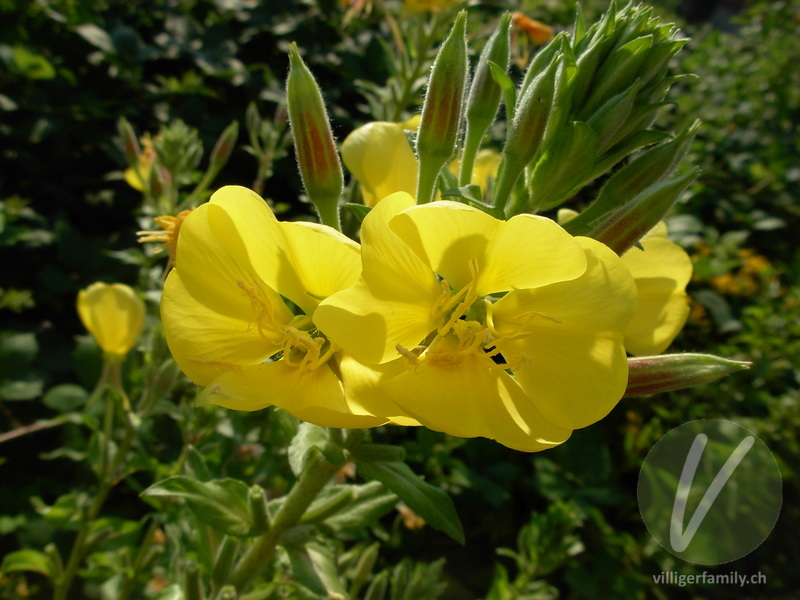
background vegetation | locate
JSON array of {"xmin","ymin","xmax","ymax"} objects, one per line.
[{"xmin": 1, "ymin": 0, "xmax": 798, "ymax": 598}]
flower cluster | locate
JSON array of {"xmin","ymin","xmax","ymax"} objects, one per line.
[{"xmin": 156, "ymin": 5, "xmax": 746, "ymax": 452}]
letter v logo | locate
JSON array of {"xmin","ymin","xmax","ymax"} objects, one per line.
[{"xmin": 669, "ymin": 433, "xmax": 755, "ymax": 552}]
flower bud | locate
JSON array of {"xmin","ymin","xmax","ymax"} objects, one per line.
[
  {"xmin": 492, "ymin": 54, "xmax": 559, "ymax": 211},
  {"xmin": 586, "ymin": 80, "xmax": 641, "ymax": 154},
  {"xmin": 117, "ymin": 116, "xmax": 140, "ymax": 165},
  {"xmin": 77, "ymin": 282, "xmax": 145, "ymax": 363},
  {"xmin": 182, "ymin": 559, "xmax": 205, "ymax": 600},
  {"xmin": 415, "ymin": 11, "xmax": 468, "ymax": 204},
  {"xmin": 564, "ymin": 120, "xmax": 699, "ymax": 237},
  {"xmin": 459, "ymin": 12, "xmax": 511, "ymax": 186},
  {"xmin": 209, "ymin": 121, "xmax": 239, "ymax": 173},
  {"xmin": 247, "ymin": 484, "xmax": 270, "ymax": 533},
  {"xmin": 624, "ymin": 353, "xmax": 750, "ymax": 397},
  {"xmin": 286, "ymin": 43, "xmax": 344, "ymax": 227},
  {"xmin": 211, "ymin": 536, "xmax": 238, "ymax": 590},
  {"xmin": 586, "ymin": 168, "xmax": 699, "ymax": 255}
]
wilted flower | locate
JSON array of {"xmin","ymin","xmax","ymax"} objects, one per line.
[
  {"xmin": 77, "ymin": 282, "xmax": 145, "ymax": 363},
  {"xmin": 512, "ymin": 12, "xmax": 555, "ymax": 46},
  {"xmin": 315, "ymin": 193, "xmax": 637, "ymax": 451},
  {"xmin": 123, "ymin": 133, "xmax": 156, "ymax": 192}
]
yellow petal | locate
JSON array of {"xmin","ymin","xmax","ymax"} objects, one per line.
[
  {"xmin": 162, "ymin": 203, "xmax": 293, "ymax": 384},
  {"xmin": 123, "ymin": 167, "xmax": 145, "ymax": 192},
  {"xmin": 338, "ymin": 354, "xmax": 421, "ymax": 425},
  {"xmin": 315, "ymin": 193, "xmax": 441, "ymax": 364},
  {"xmin": 622, "ymin": 237, "xmax": 692, "ymax": 355},
  {"xmin": 77, "ymin": 282, "xmax": 145, "ymax": 359},
  {"xmin": 341, "ymin": 122, "xmax": 418, "ymax": 207},
  {"xmin": 493, "ymin": 237, "xmax": 637, "ymax": 429},
  {"xmin": 383, "ymin": 349, "xmax": 571, "ymax": 452},
  {"xmin": 390, "ymin": 202, "xmax": 586, "ymax": 293},
  {"xmin": 197, "ymin": 361, "xmax": 387, "ymax": 428}
]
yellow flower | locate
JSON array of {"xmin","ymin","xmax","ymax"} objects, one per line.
[
  {"xmin": 341, "ymin": 117, "xmax": 420, "ymax": 207},
  {"xmin": 558, "ymin": 209, "xmax": 692, "ymax": 356},
  {"xmin": 448, "ymin": 148, "xmax": 502, "ymax": 195},
  {"xmin": 123, "ymin": 133, "xmax": 156, "ymax": 192},
  {"xmin": 137, "ymin": 209, "xmax": 192, "ymax": 270},
  {"xmin": 160, "ymin": 186, "xmax": 411, "ymax": 428},
  {"xmin": 77, "ymin": 282, "xmax": 145, "ymax": 362},
  {"xmin": 315, "ymin": 193, "xmax": 637, "ymax": 451}
]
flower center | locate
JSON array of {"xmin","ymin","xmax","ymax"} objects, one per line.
[{"xmin": 278, "ymin": 317, "xmax": 337, "ymax": 372}]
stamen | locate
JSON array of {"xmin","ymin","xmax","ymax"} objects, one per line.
[{"xmin": 238, "ymin": 279, "xmax": 284, "ymax": 344}]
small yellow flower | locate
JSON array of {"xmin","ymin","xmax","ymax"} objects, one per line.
[
  {"xmin": 123, "ymin": 133, "xmax": 156, "ymax": 192},
  {"xmin": 137, "ymin": 209, "xmax": 193, "ymax": 269},
  {"xmin": 341, "ymin": 117, "xmax": 420, "ymax": 207},
  {"xmin": 77, "ymin": 282, "xmax": 145, "ymax": 362}
]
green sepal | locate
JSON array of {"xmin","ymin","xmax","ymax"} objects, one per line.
[
  {"xmin": 346, "ymin": 202, "xmax": 372, "ymax": 222},
  {"xmin": 625, "ymin": 353, "xmax": 750, "ymax": 397}
]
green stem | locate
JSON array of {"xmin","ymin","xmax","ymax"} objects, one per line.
[
  {"xmin": 458, "ymin": 124, "xmax": 483, "ymax": 187},
  {"xmin": 315, "ymin": 196, "xmax": 342, "ymax": 232},
  {"xmin": 415, "ymin": 157, "xmax": 442, "ymax": 205},
  {"xmin": 230, "ymin": 449, "xmax": 339, "ymax": 592}
]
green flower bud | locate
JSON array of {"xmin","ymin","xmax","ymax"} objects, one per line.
[
  {"xmin": 364, "ymin": 571, "xmax": 389, "ymax": 600},
  {"xmin": 416, "ymin": 11, "xmax": 468, "ymax": 204},
  {"xmin": 624, "ymin": 353, "xmax": 750, "ymax": 397},
  {"xmin": 587, "ymin": 168, "xmax": 698, "ymax": 255},
  {"xmin": 183, "ymin": 558, "xmax": 205, "ymax": 600},
  {"xmin": 209, "ymin": 121, "xmax": 239, "ymax": 172},
  {"xmin": 564, "ymin": 120, "xmax": 700, "ymax": 236},
  {"xmin": 492, "ymin": 54, "xmax": 559, "ymax": 211},
  {"xmin": 117, "ymin": 116, "xmax": 140, "ymax": 165},
  {"xmin": 459, "ymin": 13, "xmax": 512, "ymax": 186},
  {"xmin": 586, "ymin": 80, "xmax": 641, "ymax": 154},
  {"xmin": 248, "ymin": 484, "xmax": 270, "ymax": 533},
  {"xmin": 286, "ymin": 43, "xmax": 344, "ymax": 228},
  {"xmin": 350, "ymin": 542, "xmax": 380, "ymax": 597}
]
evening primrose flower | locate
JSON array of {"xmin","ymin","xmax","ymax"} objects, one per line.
[
  {"xmin": 341, "ymin": 117, "xmax": 419, "ymax": 206},
  {"xmin": 77, "ymin": 282, "xmax": 145, "ymax": 363},
  {"xmin": 314, "ymin": 193, "xmax": 637, "ymax": 450},
  {"xmin": 137, "ymin": 209, "xmax": 192, "ymax": 270},
  {"xmin": 161, "ymin": 186, "xmax": 411, "ymax": 428},
  {"xmin": 558, "ymin": 209, "xmax": 692, "ymax": 355}
]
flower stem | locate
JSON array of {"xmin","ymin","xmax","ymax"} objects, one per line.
[{"xmin": 230, "ymin": 448, "xmax": 339, "ymax": 592}]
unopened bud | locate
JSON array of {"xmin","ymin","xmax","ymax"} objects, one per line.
[
  {"xmin": 564, "ymin": 120, "xmax": 699, "ymax": 236},
  {"xmin": 363, "ymin": 571, "xmax": 389, "ymax": 600},
  {"xmin": 459, "ymin": 13, "xmax": 511, "ymax": 186},
  {"xmin": 415, "ymin": 11, "xmax": 468, "ymax": 204},
  {"xmin": 286, "ymin": 43, "xmax": 344, "ymax": 228},
  {"xmin": 248, "ymin": 484, "xmax": 270, "ymax": 533},
  {"xmin": 117, "ymin": 117, "xmax": 140, "ymax": 165},
  {"xmin": 586, "ymin": 80, "xmax": 641, "ymax": 154},
  {"xmin": 209, "ymin": 121, "xmax": 239, "ymax": 171},
  {"xmin": 624, "ymin": 353, "xmax": 750, "ymax": 397},
  {"xmin": 183, "ymin": 559, "xmax": 205, "ymax": 600},
  {"xmin": 586, "ymin": 167, "xmax": 699, "ymax": 255},
  {"xmin": 492, "ymin": 54, "xmax": 559, "ymax": 211},
  {"xmin": 351, "ymin": 542, "xmax": 380, "ymax": 595}
]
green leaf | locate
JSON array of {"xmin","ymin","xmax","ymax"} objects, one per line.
[
  {"xmin": 1, "ymin": 549, "xmax": 56, "ymax": 578},
  {"xmin": 43, "ymin": 384, "xmax": 88, "ymax": 412},
  {"xmin": 357, "ymin": 462, "xmax": 464, "ymax": 544},
  {"xmin": 310, "ymin": 482, "xmax": 397, "ymax": 532},
  {"xmin": 142, "ymin": 476, "xmax": 256, "ymax": 537},
  {"xmin": 0, "ymin": 379, "xmax": 43, "ymax": 401},
  {"xmin": 0, "ymin": 331, "xmax": 37, "ymax": 377},
  {"xmin": 346, "ymin": 202, "xmax": 372, "ymax": 222},
  {"xmin": 75, "ymin": 24, "xmax": 115, "ymax": 53},
  {"xmin": 288, "ymin": 423, "xmax": 329, "ymax": 476},
  {"xmin": 285, "ymin": 540, "xmax": 347, "ymax": 598},
  {"xmin": 10, "ymin": 46, "xmax": 56, "ymax": 80},
  {"xmin": 488, "ymin": 60, "xmax": 516, "ymax": 122}
]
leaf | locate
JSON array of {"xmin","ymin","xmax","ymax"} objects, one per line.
[
  {"xmin": 284, "ymin": 540, "xmax": 348, "ymax": 598},
  {"xmin": 10, "ymin": 46, "xmax": 56, "ymax": 80},
  {"xmin": 488, "ymin": 60, "xmax": 516, "ymax": 122},
  {"xmin": 75, "ymin": 24, "xmax": 115, "ymax": 53},
  {"xmin": 1, "ymin": 549, "xmax": 56, "ymax": 578},
  {"xmin": 0, "ymin": 331, "xmax": 38, "ymax": 377},
  {"xmin": 142, "ymin": 476, "xmax": 256, "ymax": 537},
  {"xmin": 357, "ymin": 462, "xmax": 464, "ymax": 544},
  {"xmin": 317, "ymin": 482, "xmax": 398, "ymax": 532},
  {"xmin": 43, "ymin": 384, "xmax": 88, "ymax": 412},
  {"xmin": 288, "ymin": 423, "xmax": 329, "ymax": 476}
]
